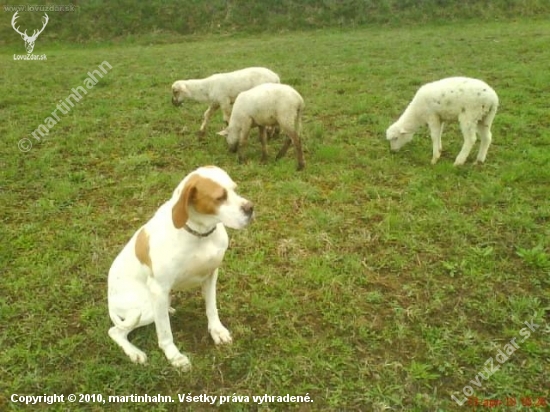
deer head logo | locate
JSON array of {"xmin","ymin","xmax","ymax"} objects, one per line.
[{"xmin": 11, "ymin": 11, "xmax": 49, "ymax": 54}]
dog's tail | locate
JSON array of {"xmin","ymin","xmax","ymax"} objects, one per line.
[{"xmin": 109, "ymin": 310, "xmax": 141, "ymax": 331}]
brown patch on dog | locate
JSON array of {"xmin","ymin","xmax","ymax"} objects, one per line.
[
  {"xmin": 192, "ymin": 177, "xmax": 227, "ymax": 215},
  {"xmin": 172, "ymin": 175, "xmax": 198, "ymax": 229},
  {"xmin": 172, "ymin": 174, "xmax": 227, "ymax": 228},
  {"xmin": 135, "ymin": 228, "xmax": 152, "ymax": 270}
]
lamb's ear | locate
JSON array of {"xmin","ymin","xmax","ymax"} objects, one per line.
[
  {"xmin": 399, "ymin": 128, "xmax": 409, "ymax": 135},
  {"xmin": 172, "ymin": 175, "xmax": 198, "ymax": 229},
  {"xmin": 179, "ymin": 83, "xmax": 189, "ymax": 95},
  {"xmin": 217, "ymin": 129, "xmax": 229, "ymax": 137},
  {"xmin": 172, "ymin": 81, "xmax": 187, "ymax": 94}
]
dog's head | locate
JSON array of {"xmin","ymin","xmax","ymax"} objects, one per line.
[
  {"xmin": 172, "ymin": 166, "xmax": 254, "ymax": 230},
  {"xmin": 171, "ymin": 81, "xmax": 188, "ymax": 107}
]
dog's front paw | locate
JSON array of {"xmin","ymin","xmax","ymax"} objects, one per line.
[
  {"xmin": 171, "ymin": 353, "xmax": 191, "ymax": 371},
  {"xmin": 127, "ymin": 348, "xmax": 148, "ymax": 365},
  {"xmin": 210, "ymin": 325, "xmax": 232, "ymax": 345}
]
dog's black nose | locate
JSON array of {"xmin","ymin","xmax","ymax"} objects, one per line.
[{"xmin": 242, "ymin": 201, "xmax": 254, "ymax": 217}]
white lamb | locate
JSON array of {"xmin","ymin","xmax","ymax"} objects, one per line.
[
  {"xmin": 386, "ymin": 77, "xmax": 499, "ymax": 165},
  {"xmin": 217, "ymin": 83, "xmax": 305, "ymax": 170},
  {"xmin": 171, "ymin": 67, "xmax": 280, "ymax": 136}
]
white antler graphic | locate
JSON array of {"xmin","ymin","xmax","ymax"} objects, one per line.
[{"xmin": 12, "ymin": 11, "xmax": 49, "ymax": 54}]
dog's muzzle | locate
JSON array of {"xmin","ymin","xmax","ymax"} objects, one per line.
[{"xmin": 242, "ymin": 201, "xmax": 254, "ymax": 220}]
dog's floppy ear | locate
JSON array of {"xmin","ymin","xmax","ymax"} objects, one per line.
[{"xmin": 172, "ymin": 175, "xmax": 199, "ymax": 229}]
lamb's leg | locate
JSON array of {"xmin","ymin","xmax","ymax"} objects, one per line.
[
  {"xmin": 438, "ymin": 122, "xmax": 445, "ymax": 153},
  {"xmin": 169, "ymin": 294, "xmax": 176, "ymax": 314},
  {"xmin": 292, "ymin": 132, "xmax": 305, "ymax": 171},
  {"xmin": 199, "ymin": 104, "xmax": 219, "ymax": 138},
  {"xmin": 455, "ymin": 118, "xmax": 477, "ymax": 166},
  {"xmin": 276, "ymin": 131, "xmax": 305, "ymax": 171},
  {"xmin": 475, "ymin": 109, "xmax": 496, "ymax": 164},
  {"xmin": 237, "ymin": 127, "xmax": 251, "ymax": 164},
  {"xmin": 276, "ymin": 136, "xmax": 292, "ymax": 160},
  {"xmin": 258, "ymin": 126, "xmax": 268, "ymax": 163},
  {"xmin": 427, "ymin": 117, "xmax": 443, "ymax": 164},
  {"xmin": 475, "ymin": 124, "xmax": 492, "ymax": 164},
  {"xmin": 267, "ymin": 126, "xmax": 280, "ymax": 140},
  {"xmin": 220, "ymin": 98, "xmax": 232, "ymax": 126}
]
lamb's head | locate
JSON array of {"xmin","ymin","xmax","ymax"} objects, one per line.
[
  {"xmin": 217, "ymin": 127, "xmax": 239, "ymax": 153},
  {"xmin": 386, "ymin": 123, "xmax": 414, "ymax": 151},
  {"xmin": 171, "ymin": 81, "xmax": 188, "ymax": 106}
]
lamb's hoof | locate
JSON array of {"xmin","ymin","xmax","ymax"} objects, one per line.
[
  {"xmin": 196, "ymin": 130, "xmax": 206, "ymax": 140},
  {"xmin": 296, "ymin": 163, "xmax": 305, "ymax": 171}
]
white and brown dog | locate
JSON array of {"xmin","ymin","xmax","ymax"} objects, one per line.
[{"xmin": 107, "ymin": 166, "xmax": 253, "ymax": 369}]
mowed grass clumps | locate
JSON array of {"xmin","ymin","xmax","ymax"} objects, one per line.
[{"xmin": 1, "ymin": 20, "xmax": 549, "ymax": 411}]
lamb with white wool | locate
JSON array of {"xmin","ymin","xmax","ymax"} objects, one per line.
[
  {"xmin": 386, "ymin": 77, "xmax": 499, "ymax": 165},
  {"xmin": 171, "ymin": 67, "xmax": 280, "ymax": 136},
  {"xmin": 218, "ymin": 83, "xmax": 305, "ymax": 170}
]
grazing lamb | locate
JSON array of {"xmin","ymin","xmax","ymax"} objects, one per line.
[
  {"xmin": 386, "ymin": 77, "xmax": 499, "ymax": 165},
  {"xmin": 217, "ymin": 83, "xmax": 305, "ymax": 170},
  {"xmin": 171, "ymin": 67, "xmax": 280, "ymax": 136}
]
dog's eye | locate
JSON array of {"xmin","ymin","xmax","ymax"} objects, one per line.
[{"xmin": 216, "ymin": 192, "xmax": 227, "ymax": 202}]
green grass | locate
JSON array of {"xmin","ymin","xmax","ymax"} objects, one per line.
[
  {"xmin": 1, "ymin": 20, "xmax": 549, "ymax": 411},
  {"xmin": 2, "ymin": 0, "xmax": 550, "ymax": 44}
]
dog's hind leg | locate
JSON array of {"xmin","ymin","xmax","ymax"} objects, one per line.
[{"xmin": 108, "ymin": 310, "xmax": 148, "ymax": 364}]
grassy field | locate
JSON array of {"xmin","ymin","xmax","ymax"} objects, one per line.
[
  {"xmin": 2, "ymin": 0, "xmax": 550, "ymax": 43},
  {"xmin": 1, "ymin": 19, "xmax": 549, "ymax": 412}
]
